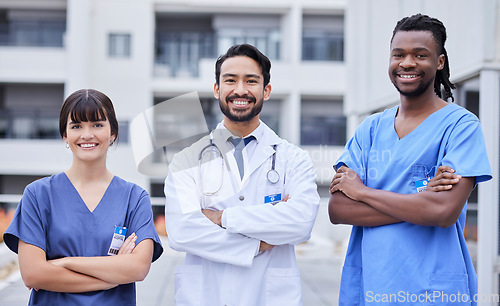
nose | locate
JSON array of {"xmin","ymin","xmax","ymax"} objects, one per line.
[
  {"xmin": 234, "ymin": 80, "xmax": 248, "ymax": 95},
  {"xmin": 399, "ymin": 55, "xmax": 416, "ymax": 68},
  {"xmin": 80, "ymin": 126, "xmax": 94, "ymax": 139}
]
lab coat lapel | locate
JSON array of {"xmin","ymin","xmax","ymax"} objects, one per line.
[{"xmin": 244, "ymin": 124, "xmax": 281, "ymax": 184}]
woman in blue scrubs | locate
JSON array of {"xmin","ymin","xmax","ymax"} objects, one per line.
[
  {"xmin": 3, "ymin": 89, "xmax": 163, "ymax": 305},
  {"xmin": 329, "ymin": 14, "xmax": 491, "ymax": 305}
]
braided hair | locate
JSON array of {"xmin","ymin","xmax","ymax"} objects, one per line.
[{"xmin": 391, "ymin": 14, "xmax": 456, "ymax": 102}]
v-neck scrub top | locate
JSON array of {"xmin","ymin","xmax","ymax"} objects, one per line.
[
  {"xmin": 4, "ymin": 173, "xmax": 163, "ymax": 306},
  {"xmin": 335, "ymin": 103, "xmax": 492, "ymax": 305}
]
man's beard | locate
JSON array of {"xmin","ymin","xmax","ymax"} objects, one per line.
[
  {"xmin": 392, "ymin": 73, "xmax": 435, "ymax": 98},
  {"xmin": 219, "ymin": 95, "xmax": 263, "ymax": 123}
]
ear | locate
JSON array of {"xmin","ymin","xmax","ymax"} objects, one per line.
[
  {"xmin": 214, "ymin": 83, "xmax": 220, "ymax": 99},
  {"xmin": 437, "ymin": 54, "xmax": 445, "ymax": 71},
  {"xmin": 263, "ymin": 84, "xmax": 272, "ymax": 101}
]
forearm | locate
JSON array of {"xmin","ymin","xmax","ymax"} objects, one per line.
[
  {"xmin": 328, "ymin": 191, "xmax": 401, "ymax": 227},
  {"xmin": 357, "ymin": 177, "xmax": 474, "ymax": 227},
  {"xmin": 25, "ymin": 265, "xmax": 116, "ymax": 292},
  {"xmin": 223, "ymin": 198, "xmax": 319, "ymax": 245},
  {"xmin": 166, "ymin": 210, "xmax": 260, "ymax": 267},
  {"xmin": 18, "ymin": 241, "xmax": 116, "ymax": 292},
  {"xmin": 55, "ymin": 240, "xmax": 153, "ymax": 284}
]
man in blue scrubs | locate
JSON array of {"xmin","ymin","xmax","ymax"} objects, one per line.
[{"xmin": 329, "ymin": 14, "xmax": 492, "ymax": 305}]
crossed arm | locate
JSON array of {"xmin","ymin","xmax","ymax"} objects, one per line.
[
  {"xmin": 328, "ymin": 165, "xmax": 475, "ymax": 228},
  {"xmin": 18, "ymin": 234, "xmax": 154, "ymax": 292},
  {"xmin": 201, "ymin": 194, "xmax": 291, "ymax": 252}
]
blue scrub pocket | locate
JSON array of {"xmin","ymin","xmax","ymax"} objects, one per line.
[
  {"xmin": 411, "ymin": 164, "xmax": 432, "ymax": 193},
  {"xmin": 429, "ymin": 272, "xmax": 471, "ymax": 305}
]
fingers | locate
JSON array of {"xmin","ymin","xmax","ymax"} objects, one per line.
[
  {"xmin": 281, "ymin": 194, "xmax": 290, "ymax": 202},
  {"xmin": 118, "ymin": 233, "xmax": 137, "ymax": 255},
  {"xmin": 259, "ymin": 241, "xmax": 275, "ymax": 252},
  {"xmin": 436, "ymin": 165, "xmax": 455, "ymax": 174}
]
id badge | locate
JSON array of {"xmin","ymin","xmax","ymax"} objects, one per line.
[
  {"xmin": 264, "ymin": 193, "xmax": 282, "ymax": 205},
  {"xmin": 107, "ymin": 226, "xmax": 127, "ymax": 255},
  {"xmin": 415, "ymin": 178, "xmax": 429, "ymax": 193}
]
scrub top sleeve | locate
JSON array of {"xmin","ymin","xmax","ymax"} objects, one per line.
[
  {"xmin": 334, "ymin": 117, "xmax": 374, "ymax": 183},
  {"xmin": 127, "ymin": 189, "xmax": 163, "ymax": 262},
  {"xmin": 3, "ymin": 185, "xmax": 46, "ymax": 254},
  {"xmin": 441, "ymin": 120, "xmax": 492, "ymax": 184}
]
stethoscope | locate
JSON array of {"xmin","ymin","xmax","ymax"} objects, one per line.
[{"xmin": 198, "ymin": 133, "xmax": 280, "ymax": 196}]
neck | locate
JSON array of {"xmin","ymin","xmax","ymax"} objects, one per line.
[
  {"xmin": 398, "ymin": 88, "xmax": 447, "ymax": 118},
  {"xmin": 65, "ymin": 159, "xmax": 112, "ymax": 185},
  {"xmin": 223, "ymin": 116, "xmax": 260, "ymax": 138}
]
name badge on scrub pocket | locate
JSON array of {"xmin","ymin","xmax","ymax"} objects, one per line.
[
  {"xmin": 264, "ymin": 193, "xmax": 282, "ymax": 205},
  {"xmin": 108, "ymin": 226, "xmax": 127, "ymax": 255},
  {"xmin": 415, "ymin": 178, "xmax": 429, "ymax": 193}
]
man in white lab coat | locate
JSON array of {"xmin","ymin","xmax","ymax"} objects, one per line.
[{"xmin": 164, "ymin": 44, "xmax": 320, "ymax": 306}]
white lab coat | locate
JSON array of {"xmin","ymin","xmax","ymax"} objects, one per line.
[{"xmin": 164, "ymin": 121, "xmax": 320, "ymax": 306}]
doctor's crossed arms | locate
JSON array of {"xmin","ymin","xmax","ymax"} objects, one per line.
[{"xmin": 164, "ymin": 44, "xmax": 320, "ymax": 306}]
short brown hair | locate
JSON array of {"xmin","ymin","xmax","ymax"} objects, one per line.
[{"xmin": 59, "ymin": 89, "xmax": 119, "ymax": 143}]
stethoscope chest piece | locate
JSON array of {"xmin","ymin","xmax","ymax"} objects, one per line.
[{"xmin": 267, "ymin": 169, "xmax": 280, "ymax": 184}]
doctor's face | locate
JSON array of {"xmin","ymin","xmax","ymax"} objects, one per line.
[
  {"xmin": 214, "ymin": 56, "xmax": 271, "ymax": 124},
  {"xmin": 389, "ymin": 30, "xmax": 445, "ymax": 98}
]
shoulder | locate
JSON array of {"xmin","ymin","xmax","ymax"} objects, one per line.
[
  {"xmin": 24, "ymin": 173, "xmax": 64, "ymax": 194},
  {"xmin": 111, "ymin": 176, "xmax": 149, "ymax": 199},
  {"xmin": 443, "ymin": 103, "xmax": 480, "ymax": 125}
]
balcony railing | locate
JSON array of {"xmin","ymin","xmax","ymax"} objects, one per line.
[
  {"xmin": 0, "ymin": 109, "xmax": 59, "ymax": 139},
  {"xmin": 0, "ymin": 20, "xmax": 66, "ymax": 47}
]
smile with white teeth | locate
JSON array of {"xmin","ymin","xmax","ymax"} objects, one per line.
[
  {"xmin": 399, "ymin": 75, "xmax": 418, "ymax": 79},
  {"xmin": 79, "ymin": 143, "xmax": 97, "ymax": 148},
  {"xmin": 232, "ymin": 100, "xmax": 249, "ymax": 106}
]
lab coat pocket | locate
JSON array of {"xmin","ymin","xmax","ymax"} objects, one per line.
[
  {"xmin": 265, "ymin": 267, "xmax": 301, "ymax": 306},
  {"xmin": 174, "ymin": 265, "xmax": 203, "ymax": 306},
  {"xmin": 339, "ymin": 265, "xmax": 362, "ymax": 306},
  {"xmin": 429, "ymin": 272, "xmax": 471, "ymax": 305}
]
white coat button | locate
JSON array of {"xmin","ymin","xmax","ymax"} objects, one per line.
[{"xmin": 239, "ymin": 195, "xmax": 244, "ymax": 201}]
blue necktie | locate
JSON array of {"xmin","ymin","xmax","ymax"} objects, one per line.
[{"xmin": 229, "ymin": 136, "xmax": 255, "ymax": 179}]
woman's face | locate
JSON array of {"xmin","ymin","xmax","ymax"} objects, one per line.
[{"xmin": 63, "ymin": 114, "xmax": 115, "ymax": 163}]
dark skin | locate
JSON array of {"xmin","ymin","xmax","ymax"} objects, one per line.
[
  {"xmin": 329, "ymin": 165, "xmax": 470, "ymax": 227},
  {"xmin": 328, "ymin": 31, "xmax": 475, "ymax": 228}
]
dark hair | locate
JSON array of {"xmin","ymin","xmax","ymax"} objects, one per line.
[
  {"xmin": 215, "ymin": 44, "xmax": 271, "ymax": 86},
  {"xmin": 391, "ymin": 14, "xmax": 456, "ymax": 102},
  {"xmin": 59, "ymin": 89, "xmax": 119, "ymax": 144}
]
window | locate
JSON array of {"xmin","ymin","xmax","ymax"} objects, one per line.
[
  {"xmin": 215, "ymin": 14, "xmax": 281, "ymax": 60},
  {"xmin": 302, "ymin": 15, "xmax": 344, "ymax": 61},
  {"xmin": 0, "ymin": 9, "xmax": 66, "ymax": 47},
  {"xmin": 301, "ymin": 99, "xmax": 346, "ymax": 146},
  {"xmin": 108, "ymin": 33, "xmax": 131, "ymax": 58},
  {"xmin": 155, "ymin": 14, "xmax": 216, "ymax": 77}
]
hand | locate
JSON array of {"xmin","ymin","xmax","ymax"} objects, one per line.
[
  {"xmin": 118, "ymin": 233, "xmax": 137, "ymax": 255},
  {"xmin": 202, "ymin": 209, "xmax": 223, "ymax": 227},
  {"xmin": 259, "ymin": 241, "xmax": 275, "ymax": 252},
  {"xmin": 329, "ymin": 166, "xmax": 366, "ymax": 201},
  {"xmin": 427, "ymin": 166, "xmax": 461, "ymax": 192},
  {"xmin": 281, "ymin": 194, "xmax": 290, "ymax": 202}
]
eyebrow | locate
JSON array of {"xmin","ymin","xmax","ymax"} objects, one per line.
[
  {"xmin": 222, "ymin": 73, "xmax": 261, "ymax": 79},
  {"xmin": 392, "ymin": 47, "xmax": 430, "ymax": 53}
]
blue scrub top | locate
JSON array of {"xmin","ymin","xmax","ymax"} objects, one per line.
[
  {"xmin": 3, "ymin": 173, "xmax": 163, "ymax": 306},
  {"xmin": 335, "ymin": 103, "xmax": 492, "ymax": 305}
]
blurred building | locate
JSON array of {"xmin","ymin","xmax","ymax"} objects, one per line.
[{"xmin": 0, "ymin": 0, "xmax": 499, "ymax": 301}]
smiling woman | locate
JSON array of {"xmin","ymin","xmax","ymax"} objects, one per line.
[{"xmin": 2, "ymin": 89, "xmax": 163, "ymax": 306}]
